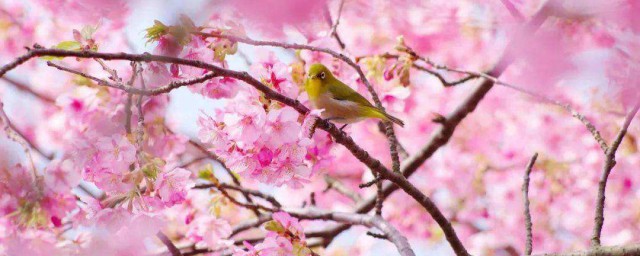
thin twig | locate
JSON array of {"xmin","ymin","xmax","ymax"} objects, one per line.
[
  {"xmin": 591, "ymin": 101, "xmax": 640, "ymax": 247},
  {"xmin": 166, "ymin": 126, "xmax": 262, "ymax": 216},
  {"xmin": 499, "ymin": 0, "xmax": 526, "ymax": 22},
  {"xmin": 323, "ymin": 175, "xmax": 363, "ymax": 203},
  {"xmin": 47, "ymin": 61, "xmax": 219, "ymax": 96},
  {"xmin": 95, "ymin": 59, "xmax": 121, "ymax": 83},
  {"xmin": 0, "ymin": 101, "xmax": 52, "ymax": 161},
  {"xmin": 1, "ymin": 77, "xmax": 56, "ymax": 103},
  {"xmin": 359, "ymin": 176, "xmax": 381, "ymax": 188},
  {"xmin": 367, "ymin": 231, "xmax": 389, "ymax": 240},
  {"xmin": 193, "ymin": 183, "xmax": 282, "ymax": 208},
  {"xmin": 374, "ymin": 171, "xmax": 384, "ymax": 216},
  {"xmin": 323, "ymin": 0, "xmax": 346, "ymax": 49},
  {"xmin": 156, "ymin": 231, "xmax": 183, "ymax": 256},
  {"xmin": 523, "ymin": 153, "xmax": 538, "ymax": 255}
]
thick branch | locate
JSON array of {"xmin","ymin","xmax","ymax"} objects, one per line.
[
  {"xmin": 286, "ymin": 208, "xmax": 416, "ymax": 256},
  {"xmin": 523, "ymin": 153, "xmax": 538, "ymax": 255},
  {"xmin": 535, "ymin": 244, "xmax": 640, "ymax": 256},
  {"xmin": 591, "ymin": 102, "xmax": 640, "ymax": 247}
]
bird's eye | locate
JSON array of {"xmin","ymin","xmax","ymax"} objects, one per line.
[{"xmin": 319, "ymin": 72, "xmax": 326, "ymax": 79}]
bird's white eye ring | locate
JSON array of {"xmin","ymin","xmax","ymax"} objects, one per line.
[{"xmin": 319, "ymin": 72, "xmax": 325, "ymax": 79}]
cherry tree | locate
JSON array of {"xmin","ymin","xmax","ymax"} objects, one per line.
[{"xmin": 1, "ymin": 0, "xmax": 639, "ymax": 255}]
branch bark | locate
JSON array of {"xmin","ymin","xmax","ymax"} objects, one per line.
[
  {"xmin": 156, "ymin": 231, "xmax": 182, "ymax": 256},
  {"xmin": 535, "ymin": 244, "xmax": 640, "ymax": 256},
  {"xmin": 523, "ymin": 153, "xmax": 539, "ymax": 255},
  {"xmin": 591, "ymin": 102, "xmax": 640, "ymax": 247}
]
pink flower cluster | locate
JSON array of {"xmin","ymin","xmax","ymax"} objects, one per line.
[
  {"xmin": 235, "ymin": 212, "xmax": 311, "ymax": 256},
  {"xmin": 198, "ymin": 98, "xmax": 313, "ymax": 188}
]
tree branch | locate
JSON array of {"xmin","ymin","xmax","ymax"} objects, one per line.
[
  {"xmin": 591, "ymin": 102, "xmax": 640, "ymax": 247},
  {"xmin": 287, "ymin": 208, "xmax": 416, "ymax": 256},
  {"xmin": 499, "ymin": 0, "xmax": 526, "ymax": 22},
  {"xmin": 193, "ymin": 182, "xmax": 282, "ymax": 208},
  {"xmin": 323, "ymin": 0, "xmax": 346, "ymax": 49},
  {"xmin": 1, "ymin": 76, "xmax": 56, "ymax": 104},
  {"xmin": 535, "ymin": 244, "xmax": 640, "ymax": 256},
  {"xmin": 156, "ymin": 231, "xmax": 182, "ymax": 256},
  {"xmin": 323, "ymin": 174, "xmax": 363, "ymax": 203},
  {"xmin": 523, "ymin": 153, "xmax": 538, "ymax": 255},
  {"xmin": 46, "ymin": 61, "xmax": 219, "ymax": 96}
]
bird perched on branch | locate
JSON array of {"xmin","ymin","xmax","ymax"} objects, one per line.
[{"xmin": 305, "ymin": 63, "xmax": 405, "ymax": 129}]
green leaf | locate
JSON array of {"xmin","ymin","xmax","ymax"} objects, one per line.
[
  {"xmin": 264, "ymin": 220, "xmax": 285, "ymax": 233},
  {"xmin": 144, "ymin": 20, "xmax": 168, "ymax": 44},
  {"xmin": 198, "ymin": 164, "xmax": 219, "ymax": 184},
  {"xmin": 42, "ymin": 41, "xmax": 83, "ymax": 60},
  {"xmin": 55, "ymin": 41, "xmax": 83, "ymax": 50},
  {"xmin": 292, "ymin": 242, "xmax": 312, "ymax": 256}
]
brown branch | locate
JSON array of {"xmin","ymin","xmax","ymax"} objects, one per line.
[
  {"xmin": 193, "ymin": 183, "xmax": 282, "ymax": 208},
  {"xmin": 323, "ymin": 175, "xmax": 363, "ymax": 203},
  {"xmin": 46, "ymin": 61, "xmax": 219, "ymax": 96},
  {"xmin": 230, "ymin": 214, "xmax": 272, "ymax": 237},
  {"xmin": 414, "ymin": 60, "xmax": 611, "ymax": 154},
  {"xmin": 412, "ymin": 63, "xmax": 480, "ymax": 87},
  {"xmin": 172, "ymin": 126, "xmax": 262, "ymax": 217},
  {"xmin": 0, "ymin": 100, "xmax": 53, "ymax": 161},
  {"xmin": 374, "ymin": 170, "xmax": 384, "ymax": 216},
  {"xmin": 591, "ymin": 102, "xmax": 640, "ymax": 247},
  {"xmin": 287, "ymin": 208, "xmax": 415, "ymax": 256},
  {"xmin": 156, "ymin": 231, "xmax": 182, "ymax": 256},
  {"xmin": 535, "ymin": 244, "xmax": 640, "ymax": 256},
  {"xmin": 367, "ymin": 231, "xmax": 389, "ymax": 240},
  {"xmin": 124, "ymin": 93, "xmax": 133, "ymax": 134},
  {"xmin": 1, "ymin": 77, "xmax": 56, "ymax": 103},
  {"xmin": 523, "ymin": 153, "xmax": 538, "ymax": 255},
  {"xmin": 323, "ymin": 0, "xmax": 346, "ymax": 49},
  {"xmin": 499, "ymin": 0, "xmax": 526, "ymax": 22},
  {"xmin": 178, "ymin": 155, "xmax": 208, "ymax": 168}
]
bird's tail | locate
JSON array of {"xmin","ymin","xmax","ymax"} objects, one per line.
[{"xmin": 366, "ymin": 107, "xmax": 405, "ymax": 127}]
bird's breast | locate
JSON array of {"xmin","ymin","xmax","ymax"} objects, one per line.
[{"xmin": 312, "ymin": 93, "xmax": 364, "ymax": 123}]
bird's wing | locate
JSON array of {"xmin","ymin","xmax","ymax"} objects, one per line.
[{"xmin": 328, "ymin": 80, "xmax": 374, "ymax": 107}]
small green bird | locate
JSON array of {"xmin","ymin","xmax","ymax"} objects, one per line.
[{"xmin": 305, "ymin": 63, "xmax": 405, "ymax": 128}]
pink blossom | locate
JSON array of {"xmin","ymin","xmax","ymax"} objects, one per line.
[
  {"xmin": 265, "ymin": 107, "xmax": 301, "ymax": 147},
  {"xmin": 156, "ymin": 168, "xmax": 192, "ymax": 207},
  {"xmin": 95, "ymin": 135, "xmax": 136, "ymax": 167},
  {"xmin": 223, "ymin": 102, "xmax": 267, "ymax": 147},
  {"xmin": 187, "ymin": 215, "xmax": 233, "ymax": 250},
  {"xmin": 44, "ymin": 159, "xmax": 80, "ymax": 193}
]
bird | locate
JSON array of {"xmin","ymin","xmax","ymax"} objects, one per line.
[{"xmin": 304, "ymin": 63, "xmax": 405, "ymax": 129}]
